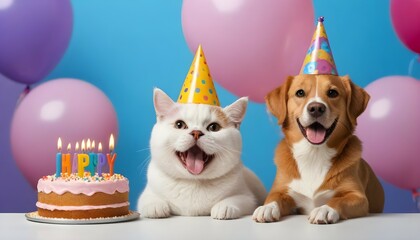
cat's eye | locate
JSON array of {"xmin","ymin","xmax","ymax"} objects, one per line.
[
  {"xmin": 327, "ymin": 89, "xmax": 339, "ymax": 98},
  {"xmin": 207, "ymin": 122, "xmax": 221, "ymax": 132},
  {"xmin": 296, "ymin": 89, "xmax": 305, "ymax": 98},
  {"xmin": 174, "ymin": 120, "xmax": 188, "ymax": 129}
]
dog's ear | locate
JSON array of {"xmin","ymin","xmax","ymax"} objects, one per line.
[
  {"xmin": 341, "ymin": 75, "xmax": 370, "ymax": 126},
  {"xmin": 265, "ymin": 76, "xmax": 293, "ymax": 125}
]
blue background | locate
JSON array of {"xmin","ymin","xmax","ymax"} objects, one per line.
[{"xmin": 1, "ymin": 0, "xmax": 419, "ymax": 213}]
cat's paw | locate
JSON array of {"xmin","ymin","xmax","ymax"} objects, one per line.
[
  {"xmin": 252, "ymin": 201, "xmax": 281, "ymax": 223},
  {"xmin": 308, "ymin": 205, "xmax": 339, "ymax": 224},
  {"xmin": 139, "ymin": 201, "xmax": 171, "ymax": 219},
  {"xmin": 211, "ymin": 202, "xmax": 241, "ymax": 220}
]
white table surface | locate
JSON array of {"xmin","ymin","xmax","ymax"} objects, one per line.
[{"xmin": 1, "ymin": 213, "xmax": 419, "ymax": 240}]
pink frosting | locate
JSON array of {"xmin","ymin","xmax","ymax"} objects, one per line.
[
  {"xmin": 36, "ymin": 201, "xmax": 129, "ymax": 211},
  {"xmin": 37, "ymin": 176, "xmax": 129, "ymax": 196}
]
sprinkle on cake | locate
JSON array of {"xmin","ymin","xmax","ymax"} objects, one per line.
[{"xmin": 41, "ymin": 172, "xmax": 126, "ymax": 182}]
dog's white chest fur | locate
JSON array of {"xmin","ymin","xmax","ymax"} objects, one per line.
[{"xmin": 288, "ymin": 139, "xmax": 337, "ymax": 213}]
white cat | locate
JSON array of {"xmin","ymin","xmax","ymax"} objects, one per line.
[{"xmin": 137, "ymin": 88, "xmax": 266, "ymax": 219}]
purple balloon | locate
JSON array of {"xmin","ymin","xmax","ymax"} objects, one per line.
[
  {"xmin": 357, "ymin": 76, "xmax": 420, "ymax": 190},
  {"xmin": 0, "ymin": 0, "xmax": 73, "ymax": 84},
  {"xmin": 182, "ymin": 0, "xmax": 314, "ymax": 102},
  {"xmin": 10, "ymin": 79, "xmax": 118, "ymax": 189}
]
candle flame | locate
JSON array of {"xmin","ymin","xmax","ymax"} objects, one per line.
[
  {"xmin": 92, "ymin": 140, "xmax": 96, "ymax": 150},
  {"xmin": 98, "ymin": 142, "xmax": 103, "ymax": 152},
  {"xmin": 109, "ymin": 134, "xmax": 115, "ymax": 152},
  {"xmin": 81, "ymin": 139, "xmax": 86, "ymax": 152},
  {"xmin": 57, "ymin": 138, "xmax": 62, "ymax": 151},
  {"xmin": 87, "ymin": 138, "xmax": 91, "ymax": 151},
  {"xmin": 67, "ymin": 143, "xmax": 71, "ymax": 152},
  {"xmin": 75, "ymin": 142, "xmax": 80, "ymax": 151}
]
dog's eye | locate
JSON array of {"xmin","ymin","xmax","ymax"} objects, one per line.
[
  {"xmin": 327, "ymin": 89, "xmax": 339, "ymax": 98},
  {"xmin": 174, "ymin": 120, "xmax": 188, "ymax": 129},
  {"xmin": 207, "ymin": 122, "xmax": 221, "ymax": 132},
  {"xmin": 296, "ymin": 89, "xmax": 305, "ymax": 98}
]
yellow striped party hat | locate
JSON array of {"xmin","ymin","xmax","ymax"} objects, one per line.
[
  {"xmin": 177, "ymin": 45, "xmax": 220, "ymax": 106},
  {"xmin": 300, "ymin": 17, "xmax": 338, "ymax": 75}
]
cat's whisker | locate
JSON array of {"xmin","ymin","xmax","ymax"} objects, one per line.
[
  {"xmin": 165, "ymin": 145, "xmax": 178, "ymax": 155},
  {"xmin": 137, "ymin": 155, "xmax": 151, "ymax": 176},
  {"xmin": 136, "ymin": 147, "xmax": 151, "ymax": 153},
  {"xmin": 155, "ymin": 143, "xmax": 175, "ymax": 155},
  {"xmin": 211, "ymin": 142, "xmax": 242, "ymax": 155},
  {"xmin": 135, "ymin": 145, "xmax": 152, "ymax": 176}
]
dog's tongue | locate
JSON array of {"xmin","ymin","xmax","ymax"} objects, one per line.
[
  {"xmin": 306, "ymin": 126, "xmax": 326, "ymax": 144},
  {"xmin": 186, "ymin": 147, "xmax": 205, "ymax": 175}
]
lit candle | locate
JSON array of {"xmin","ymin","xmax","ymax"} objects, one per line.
[
  {"xmin": 88, "ymin": 139, "xmax": 97, "ymax": 175},
  {"xmin": 106, "ymin": 134, "xmax": 116, "ymax": 176},
  {"xmin": 78, "ymin": 139, "xmax": 90, "ymax": 177},
  {"xmin": 87, "ymin": 138, "xmax": 91, "ymax": 151},
  {"xmin": 72, "ymin": 142, "xmax": 79, "ymax": 173},
  {"xmin": 55, "ymin": 138, "xmax": 62, "ymax": 177},
  {"xmin": 97, "ymin": 142, "xmax": 106, "ymax": 176},
  {"xmin": 92, "ymin": 140, "xmax": 98, "ymax": 172},
  {"xmin": 62, "ymin": 143, "xmax": 72, "ymax": 175}
]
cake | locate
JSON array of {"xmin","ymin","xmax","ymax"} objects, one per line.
[{"xmin": 36, "ymin": 173, "xmax": 129, "ymax": 219}]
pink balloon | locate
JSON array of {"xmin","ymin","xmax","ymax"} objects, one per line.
[
  {"xmin": 182, "ymin": 0, "xmax": 314, "ymax": 103},
  {"xmin": 357, "ymin": 76, "xmax": 420, "ymax": 190},
  {"xmin": 10, "ymin": 79, "xmax": 118, "ymax": 189},
  {"xmin": 391, "ymin": 0, "xmax": 420, "ymax": 53}
]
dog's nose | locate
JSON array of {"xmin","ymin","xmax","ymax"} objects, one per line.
[
  {"xmin": 190, "ymin": 130, "xmax": 204, "ymax": 140},
  {"xmin": 307, "ymin": 102, "xmax": 326, "ymax": 118}
]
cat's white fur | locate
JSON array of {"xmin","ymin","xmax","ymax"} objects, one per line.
[{"xmin": 137, "ymin": 88, "xmax": 266, "ymax": 219}]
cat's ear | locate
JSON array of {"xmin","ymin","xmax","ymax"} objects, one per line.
[
  {"xmin": 153, "ymin": 88, "xmax": 175, "ymax": 118},
  {"xmin": 223, "ymin": 97, "xmax": 248, "ymax": 127}
]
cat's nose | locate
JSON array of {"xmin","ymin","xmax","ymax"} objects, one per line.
[{"xmin": 190, "ymin": 130, "xmax": 204, "ymax": 140}]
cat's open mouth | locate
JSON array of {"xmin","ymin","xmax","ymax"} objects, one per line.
[{"xmin": 176, "ymin": 145, "xmax": 214, "ymax": 175}]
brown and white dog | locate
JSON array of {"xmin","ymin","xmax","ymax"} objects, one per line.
[{"xmin": 252, "ymin": 74, "xmax": 384, "ymax": 224}]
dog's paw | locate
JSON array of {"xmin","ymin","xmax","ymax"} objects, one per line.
[
  {"xmin": 139, "ymin": 201, "xmax": 171, "ymax": 219},
  {"xmin": 252, "ymin": 201, "xmax": 281, "ymax": 223},
  {"xmin": 308, "ymin": 205, "xmax": 339, "ymax": 224},
  {"xmin": 211, "ymin": 202, "xmax": 241, "ymax": 220}
]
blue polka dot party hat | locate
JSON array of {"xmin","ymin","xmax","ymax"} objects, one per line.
[
  {"xmin": 300, "ymin": 17, "xmax": 338, "ymax": 75},
  {"xmin": 178, "ymin": 45, "xmax": 220, "ymax": 106}
]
